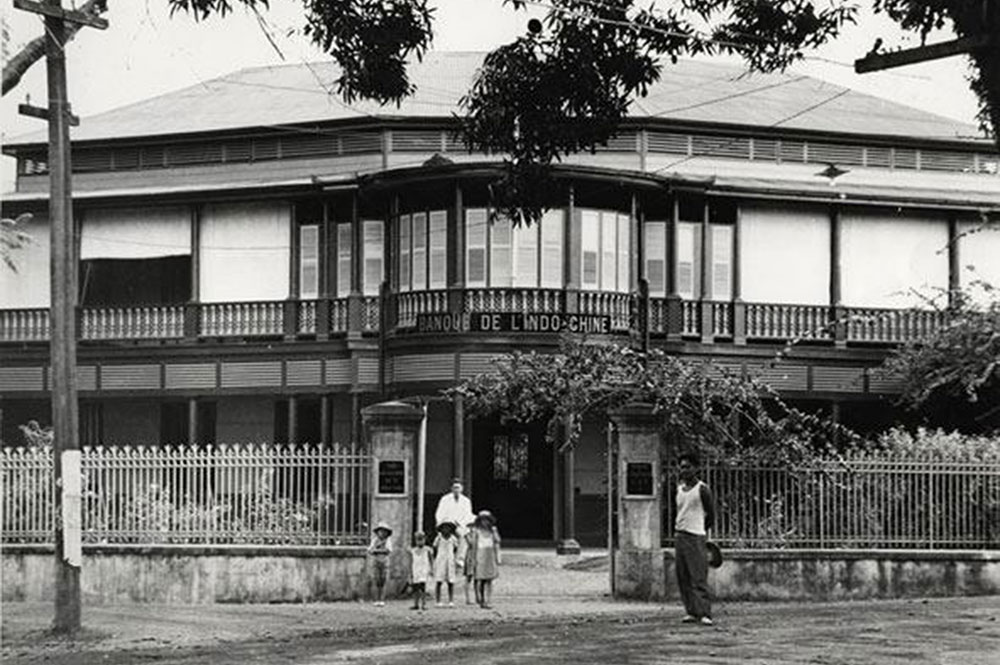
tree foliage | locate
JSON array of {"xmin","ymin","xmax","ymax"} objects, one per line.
[
  {"xmin": 447, "ymin": 339, "xmax": 860, "ymax": 465},
  {"xmin": 883, "ymin": 278, "xmax": 1000, "ymax": 432},
  {"xmin": 0, "ymin": 213, "xmax": 32, "ymax": 273}
]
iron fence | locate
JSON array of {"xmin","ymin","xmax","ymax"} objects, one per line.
[
  {"xmin": 1, "ymin": 443, "xmax": 371, "ymax": 547},
  {"xmin": 663, "ymin": 456, "xmax": 1000, "ymax": 549}
]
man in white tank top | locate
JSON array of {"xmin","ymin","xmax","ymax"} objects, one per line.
[{"xmin": 674, "ymin": 451, "xmax": 716, "ymax": 626}]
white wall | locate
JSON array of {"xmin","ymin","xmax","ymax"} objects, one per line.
[
  {"xmin": 199, "ymin": 202, "xmax": 290, "ymax": 302},
  {"xmin": 0, "ymin": 214, "xmax": 50, "ymax": 308},
  {"xmin": 740, "ymin": 204, "xmax": 830, "ymax": 305},
  {"xmin": 841, "ymin": 211, "xmax": 949, "ymax": 308},
  {"xmin": 958, "ymin": 221, "xmax": 1000, "ymax": 296},
  {"xmin": 216, "ymin": 396, "xmax": 274, "ymax": 442},
  {"xmin": 102, "ymin": 400, "xmax": 159, "ymax": 445}
]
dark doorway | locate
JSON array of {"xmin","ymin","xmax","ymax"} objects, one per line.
[
  {"xmin": 472, "ymin": 418, "xmax": 554, "ymax": 541},
  {"xmin": 160, "ymin": 401, "xmax": 216, "ymax": 445},
  {"xmin": 80, "ymin": 256, "xmax": 191, "ymax": 307}
]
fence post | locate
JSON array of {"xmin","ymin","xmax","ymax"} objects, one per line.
[
  {"xmin": 609, "ymin": 403, "xmax": 667, "ymax": 601},
  {"xmin": 361, "ymin": 400, "xmax": 423, "ymax": 599}
]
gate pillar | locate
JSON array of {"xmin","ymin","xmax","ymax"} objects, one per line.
[
  {"xmin": 362, "ymin": 400, "xmax": 423, "ymax": 597},
  {"xmin": 610, "ymin": 403, "xmax": 667, "ymax": 601}
]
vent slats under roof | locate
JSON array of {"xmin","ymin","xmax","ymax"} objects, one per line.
[{"xmin": 392, "ymin": 130, "xmax": 442, "ymax": 152}]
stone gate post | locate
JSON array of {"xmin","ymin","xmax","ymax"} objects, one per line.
[
  {"xmin": 610, "ymin": 403, "xmax": 666, "ymax": 601},
  {"xmin": 362, "ymin": 400, "xmax": 423, "ymax": 597}
]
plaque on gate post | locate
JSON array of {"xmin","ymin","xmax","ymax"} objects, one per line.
[
  {"xmin": 625, "ymin": 461, "xmax": 655, "ymax": 497},
  {"xmin": 377, "ymin": 459, "xmax": 407, "ymax": 496}
]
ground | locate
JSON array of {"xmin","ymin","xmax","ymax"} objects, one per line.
[{"xmin": 2, "ymin": 560, "xmax": 999, "ymax": 664}]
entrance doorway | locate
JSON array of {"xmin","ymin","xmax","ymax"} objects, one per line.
[{"xmin": 472, "ymin": 419, "xmax": 553, "ymax": 541}]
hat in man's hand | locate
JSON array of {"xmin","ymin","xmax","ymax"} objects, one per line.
[{"xmin": 706, "ymin": 540, "xmax": 723, "ymax": 569}]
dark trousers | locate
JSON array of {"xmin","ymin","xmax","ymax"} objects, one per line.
[{"xmin": 675, "ymin": 531, "xmax": 711, "ymax": 618}]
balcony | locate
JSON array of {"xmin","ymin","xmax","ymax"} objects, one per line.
[
  {"xmin": 0, "ymin": 296, "xmax": 380, "ymax": 343},
  {"xmin": 0, "ymin": 292, "xmax": 949, "ymax": 346}
]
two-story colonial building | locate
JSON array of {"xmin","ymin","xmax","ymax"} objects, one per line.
[{"xmin": 3, "ymin": 53, "xmax": 999, "ymax": 546}]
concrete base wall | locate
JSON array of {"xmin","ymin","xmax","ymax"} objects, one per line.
[
  {"xmin": 2, "ymin": 546, "xmax": 368, "ymax": 604},
  {"xmin": 615, "ymin": 549, "xmax": 1000, "ymax": 602}
]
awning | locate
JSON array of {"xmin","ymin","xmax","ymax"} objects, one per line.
[{"xmin": 80, "ymin": 206, "xmax": 191, "ymax": 260}]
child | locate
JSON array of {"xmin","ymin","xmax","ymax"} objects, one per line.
[
  {"xmin": 459, "ymin": 519, "xmax": 477, "ymax": 604},
  {"xmin": 471, "ymin": 510, "xmax": 501, "ymax": 609},
  {"xmin": 366, "ymin": 521, "xmax": 393, "ymax": 606},
  {"xmin": 408, "ymin": 531, "xmax": 433, "ymax": 611},
  {"xmin": 432, "ymin": 521, "xmax": 460, "ymax": 607}
]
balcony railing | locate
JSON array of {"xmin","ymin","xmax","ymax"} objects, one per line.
[
  {"xmin": 0, "ymin": 298, "xmax": 365, "ymax": 343},
  {"xmin": 0, "ymin": 294, "xmax": 952, "ymax": 346}
]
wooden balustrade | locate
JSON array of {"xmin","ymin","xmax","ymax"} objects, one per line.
[
  {"xmin": 397, "ymin": 290, "xmax": 448, "ymax": 328},
  {"xmin": 845, "ymin": 307, "xmax": 947, "ymax": 344},
  {"xmin": 81, "ymin": 305, "xmax": 185, "ymax": 340},
  {"xmin": 0, "ymin": 296, "xmax": 956, "ymax": 346},
  {"xmin": 745, "ymin": 303, "xmax": 833, "ymax": 341}
]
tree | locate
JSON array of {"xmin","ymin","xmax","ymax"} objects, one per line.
[
  {"xmin": 448, "ymin": 339, "xmax": 860, "ymax": 465},
  {"xmin": 883, "ymin": 277, "xmax": 1000, "ymax": 433},
  {"xmin": 0, "ymin": 212, "xmax": 32, "ymax": 273}
]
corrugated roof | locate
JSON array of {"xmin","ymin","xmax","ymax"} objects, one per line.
[{"xmin": 6, "ymin": 52, "xmax": 983, "ymax": 146}]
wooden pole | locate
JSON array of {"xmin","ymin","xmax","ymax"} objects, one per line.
[{"xmin": 45, "ymin": 0, "xmax": 80, "ymax": 634}]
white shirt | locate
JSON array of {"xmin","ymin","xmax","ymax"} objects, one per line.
[
  {"xmin": 435, "ymin": 492, "xmax": 474, "ymax": 529},
  {"xmin": 675, "ymin": 481, "xmax": 707, "ymax": 536}
]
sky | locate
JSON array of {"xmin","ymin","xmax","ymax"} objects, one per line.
[{"xmin": 0, "ymin": 1, "xmax": 986, "ymax": 192}]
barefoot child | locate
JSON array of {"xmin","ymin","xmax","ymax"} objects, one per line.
[
  {"xmin": 409, "ymin": 531, "xmax": 433, "ymax": 611},
  {"xmin": 433, "ymin": 521, "xmax": 460, "ymax": 607},
  {"xmin": 472, "ymin": 510, "xmax": 501, "ymax": 609},
  {"xmin": 459, "ymin": 519, "xmax": 477, "ymax": 604},
  {"xmin": 366, "ymin": 521, "xmax": 393, "ymax": 606}
]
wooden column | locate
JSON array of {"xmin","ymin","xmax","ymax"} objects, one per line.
[
  {"xmin": 347, "ymin": 193, "xmax": 363, "ymax": 338},
  {"xmin": 699, "ymin": 198, "xmax": 713, "ymax": 343},
  {"xmin": 287, "ymin": 395, "xmax": 298, "ymax": 445},
  {"xmin": 557, "ymin": 445, "xmax": 580, "ymax": 554},
  {"xmin": 665, "ymin": 194, "xmax": 683, "ymax": 341},
  {"xmin": 187, "ymin": 398, "xmax": 198, "ymax": 445},
  {"xmin": 185, "ymin": 205, "xmax": 201, "ymax": 342},
  {"xmin": 449, "ymin": 182, "xmax": 465, "ymax": 315},
  {"xmin": 564, "ymin": 183, "xmax": 580, "ymax": 313},
  {"xmin": 452, "ymin": 394, "xmax": 465, "ymax": 482},
  {"xmin": 351, "ymin": 393, "xmax": 361, "ymax": 448},
  {"xmin": 948, "ymin": 215, "xmax": 961, "ymax": 308},
  {"xmin": 732, "ymin": 202, "xmax": 747, "ymax": 345},
  {"xmin": 830, "ymin": 206, "xmax": 846, "ymax": 346},
  {"xmin": 320, "ymin": 394, "xmax": 331, "ymax": 445}
]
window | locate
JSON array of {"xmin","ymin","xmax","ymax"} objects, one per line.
[
  {"xmin": 412, "ymin": 212, "xmax": 427, "ymax": 290},
  {"xmin": 710, "ymin": 225, "xmax": 733, "ymax": 301},
  {"xmin": 362, "ymin": 220, "xmax": 384, "ymax": 296},
  {"xmin": 299, "ymin": 225, "xmax": 319, "ymax": 298},
  {"xmin": 644, "ymin": 222, "xmax": 667, "ymax": 297},
  {"xmin": 617, "ymin": 214, "xmax": 631, "ymax": 293},
  {"xmin": 490, "ymin": 217, "xmax": 513, "ymax": 287},
  {"xmin": 540, "ymin": 210, "xmax": 564, "ymax": 288},
  {"xmin": 513, "ymin": 222, "xmax": 539, "ymax": 288},
  {"xmin": 601, "ymin": 213, "xmax": 617, "ymax": 290},
  {"xmin": 398, "ymin": 214, "xmax": 411, "ymax": 292},
  {"xmin": 581, "ymin": 211, "xmax": 600, "ymax": 289},
  {"xmin": 429, "ymin": 211, "xmax": 447, "ymax": 289},
  {"xmin": 466, "ymin": 209, "xmax": 487, "ymax": 286},
  {"xmin": 336, "ymin": 223, "xmax": 352, "ymax": 297},
  {"xmin": 676, "ymin": 222, "xmax": 699, "ymax": 298}
]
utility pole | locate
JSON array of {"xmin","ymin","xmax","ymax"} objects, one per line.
[{"xmin": 14, "ymin": 0, "xmax": 107, "ymax": 634}]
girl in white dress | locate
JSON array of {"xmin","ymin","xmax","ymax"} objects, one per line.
[{"xmin": 432, "ymin": 521, "xmax": 459, "ymax": 606}]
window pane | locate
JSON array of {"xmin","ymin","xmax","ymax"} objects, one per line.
[
  {"xmin": 466, "ymin": 209, "xmax": 488, "ymax": 286},
  {"xmin": 676, "ymin": 223, "xmax": 697, "ymax": 298},
  {"xmin": 513, "ymin": 222, "xmax": 538, "ymax": 287},
  {"xmin": 411, "ymin": 212, "xmax": 427, "ymax": 290},
  {"xmin": 299, "ymin": 225, "xmax": 319, "ymax": 298},
  {"xmin": 336, "ymin": 223, "xmax": 352, "ymax": 297},
  {"xmin": 711, "ymin": 224, "xmax": 732, "ymax": 301},
  {"xmin": 490, "ymin": 217, "xmax": 512, "ymax": 287},
  {"xmin": 363, "ymin": 220, "xmax": 384, "ymax": 296},
  {"xmin": 540, "ymin": 209, "xmax": 564, "ymax": 288},
  {"xmin": 644, "ymin": 222, "xmax": 666, "ymax": 296},
  {"xmin": 429, "ymin": 211, "xmax": 447, "ymax": 289},
  {"xmin": 581, "ymin": 210, "xmax": 600, "ymax": 288},
  {"xmin": 601, "ymin": 212, "xmax": 616, "ymax": 291},
  {"xmin": 617, "ymin": 214, "xmax": 630, "ymax": 293},
  {"xmin": 399, "ymin": 214, "xmax": 411, "ymax": 292}
]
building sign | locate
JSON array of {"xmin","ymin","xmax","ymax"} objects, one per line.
[
  {"xmin": 416, "ymin": 312, "xmax": 613, "ymax": 334},
  {"xmin": 377, "ymin": 460, "xmax": 407, "ymax": 495},
  {"xmin": 625, "ymin": 462, "xmax": 654, "ymax": 497}
]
